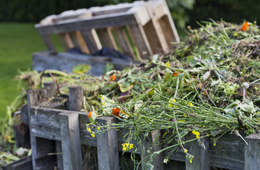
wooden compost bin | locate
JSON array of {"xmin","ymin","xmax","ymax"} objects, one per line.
[
  {"xmin": 33, "ymin": 0, "xmax": 180, "ymax": 75},
  {"xmin": 11, "ymin": 82, "xmax": 260, "ymax": 170}
]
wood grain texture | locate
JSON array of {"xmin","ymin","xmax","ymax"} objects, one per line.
[
  {"xmin": 60, "ymin": 112, "xmax": 83, "ymax": 170},
  {"xmin": 245, "ymin": 133, "xmax": 260, "ymax": 170}
]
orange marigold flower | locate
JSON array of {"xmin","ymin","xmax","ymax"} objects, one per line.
[
  {"xmin": 88, "ymin": 111, "xmax": 92, "ymax": 118},
  {"xmin": 110, "ymin": 74, "xmax": 116, "ymax": 81},
  {"xmin": 240, "ymin": 21, "xmax": 249, "ymax": 31},
  {"xmin": 112, "ymin": 108, "xmax": 121, "ymax": 118},
  {"xmin": 173, "ymin": 71, "xmax": 180, "ymax": 77}
]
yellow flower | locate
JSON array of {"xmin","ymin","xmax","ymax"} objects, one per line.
[
  {"xmin": 192, "ymin": 130, "xmax": 200, "ymax": 139},
  {"xmin": 214, "ymin": 143, "xmax": 216, "ymax": 146},
  {"xmin": 165, "ymin": 62, "xmax": 170, "ymax": 67},
  {"xmin": 190, "ymin": 157, "xmax": 193, "ymax": 163},
  {"xmin": 188, "ymin": 102, "xmax": 194, "ymax": 106},
  {"xmin": 97, "ymin": 127, "xmax": 100, "ymax": 130},
  {"xmin": 122, "ymin": 143, "xmax": 134, "ymax": 151},
  {"xmin": 168, "ymin": 98, "xmax": 177, "ymax": 107},
  {"xmin": 101, "ymin": 95, "xmax": 104, "ymax": 100},
  {"xmin": 207, "ymin": 133, "xmax": 209, "ymax": 137},
  {"xmin": 91, "ymin": 133, "xmax": 95, "ymax": 138},
  {"xmin": 87, "ymin": 127, "xmax": 91, "ymax": 133},
  {"xmin": 184, "ymin": 149, "xmax": 188, "ymax": 153}
]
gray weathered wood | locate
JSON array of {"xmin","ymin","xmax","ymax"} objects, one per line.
[
  {"xmin": 96, "ymin": 116, "xmax": 119, "ymax": 170},
  {"xmin": 43, "ymin": 81, "xmax": 57, "ymax": 97},
  {"xmin": 41, "ymin": 35, "xmax": 56, "ymax": 52},
  {"xmin": 80, "ymin": 29, "xmax": 100, "ymax": 53},
  {"xmin": 60, "ymin": 112, "xmax": 83, "ymax": 170},
  {"xmin": 113, "ymin": 26, "xmax": 135, "ymax": 59},
  {"xmin": 245, "ymin": 133, "xmax": 260, "ymax": 170},
  {"xmin": 69, "ymin": 86, "xmax": 83, "ymax": 111},
  {"xmin": 55, "ymin": 141, "xmax": 63, "ymax": 170},
  {"xmin": 13, "ymin": 122, "xmax": 31, "ymax": 149},
  {"xmin": 36, "ymin": 14, "xmax": 137, "ymax": 35},
  {"xmin": 127, "ymin": 23, "xmax": 152, "ymax": 60},
  {"xmin": 96, "ymin": 28, "xmax": 118, "ymax": 49},
  {"xmin": 185, "ymin": 135, "xmax": 210, "ymax": 170}
]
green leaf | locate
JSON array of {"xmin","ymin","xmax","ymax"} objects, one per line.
[
  {"xmin": 72, "ymin": 64, "xmax": 91, "ymax": 74},
  {"xmin": 210, "ymin": 79, "xmax": 220, "ymax": 87},
  {"xmin": 118, "ymin": 83, "xmax": 134, "ymax": 93},
  {"xmin": 186, "ymin": 55, "xmax": 200, "ymax": 67}
]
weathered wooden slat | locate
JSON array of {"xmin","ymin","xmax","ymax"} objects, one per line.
[
  {"xmin": 43, "ymin": 81, "xmax": 57, "ymax": 97},
  {"xmin": 75, "ymin": 31, "xmax": 90, "ymax": 54},
  {"xmin": 210, "ymin": 133, "xmax": 244, "ymax": 169},
  {"xmin": 185, "ymin": 135, "xmax": 210, "ymax": 170},
  {"xmin": 55, "ymin": 141, "xmax": 63, "ymax": 170},
  {"xmin": 127, "ymin": 24, "xmax": 152, "ymax": 60},
  {"xmin": 58, "ymin": 32, "xmax": 74, "ymax": 50},
  {"xmin": 142, "ymin": 20, "xmax": 163, "ymax": 54},
  {"xmin": 41, "ymin": 35, "xmax": 56, "ymax": 52},
  {"xmin": 96, "ymin": 28, "xmax": 118, "ymax": 50},
  {"xmin": 96, "ymin": 116, "xmax": 119, "ymax": 170},
  {"xmin": 245, "ymin": 133, "xmax": 260, "ymax": 170},
  {"xmin": 60, "ymin": 112, "xmax": 83, "ymax": 170},
  {"xmin": 80, "ymin": 29, "xmax": 101, "ymax": 53},
  {"xmin": 79, "ymin": 113, "xmax": 97, "ymax": 147},
  {"xmin": 69, "ymin": 86, "xmax": 84, "ymax": 111},
  {"xmin": 36, "ymin": 14, "xmax": 137, "ymax": 35},
  {"xmin": 14, "ymin": 122, "xmax": 31, "ymax": 149},
  {"xmin": 113, "ymin": 26, "xmax": 135, "ymax": 59}
]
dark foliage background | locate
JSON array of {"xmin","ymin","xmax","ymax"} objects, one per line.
[{"xmin": 0, "ymin": 0, "xmax": 259, "ymax": 28}]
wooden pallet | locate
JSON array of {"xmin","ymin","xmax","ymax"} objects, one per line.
[
  {"xmin": 13, "ymin": 81, "xmax": 260, "ymax": 170},
  {"xmin": 36, "ymin": 0, "xmax": 179, "ymax": 61}
]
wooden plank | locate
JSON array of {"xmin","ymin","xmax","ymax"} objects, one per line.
[
  {"xmin": 43, "ymin": 81, "xmax": 57, "ymax": 98},
  {"xmin": 142, "ymin": 20, "xmax": 164, "ymax": 54},
  {"xmin": 55, "ymin": 141, "xmax": 63, "ymax": 170},
  {"xmin": 80, "ymin": 29, "xmax": 101, "ymax": 54},
  {"xmin": 113, "ymin": 26, "xmax": 135, "ymax": 59},
  {"xmin": 245, "ymin": 133, "xmax": 260, "ymax": 170},
  {"xmin": 127, "ymin": 24, "xmax": 152, "ymax": 60},
  {"xmin": 96, "ymin": 28, "xmax": 118, "ymax": 50},
  {"xmin": 210, "ymin": 133, "xmax": 244, "ymax": 169},
  {"xmin": 13, "ymin": 122, "xmax": 31, "ymax": 149},
  {"xmin": 157, "ymin": 1, "xmax": 180, "ymax": 44},
  {"xmin": 36, "ymin": 13, "xmax": 137, "ymax": 35},
  {"xmin": 141, "ymin": 129, "xmax": 164, "ymax": 170},
  {"xmin": 75, "ymin": 31, "xmax": 90, "ymax": 54},
  {"xmin": 69, "ymin": 32, "xmax": 81, "ymax": 49},
  {"xmin": 185, "ymin": 135, "xmax": 210, "ymax": 170},
  {"xmin": 145, "ymin": 1, "xmax": 170, "ymax": 53},
  {"xmin": 60, "ymin": 112, "xmax": 83, "ymax": 170},
  {"xmin": 69, "ymin": 86, "xmax": 84, "ymax": 111},
  {"xmin": 79, "ymin": 114, "xmax": 97, "ymax": 147},
  {"xmin": 41, "ymin": 34, "xmax": 56, "ymax": 52},
  {"xmin": 58, "ymin": 33, "xmax": 74, "ymax": 50},
  {"xmin": 96, "ymin": 116, "xmax": 119, "ymax": 170}
]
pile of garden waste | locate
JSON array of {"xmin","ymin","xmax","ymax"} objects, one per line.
[{"xmin": 1, "ymin": 20, "xmax": 260, "ymax": 167}]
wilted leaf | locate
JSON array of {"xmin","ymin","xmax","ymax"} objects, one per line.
[
  {"xmin": 210, "ymin": 79, "xmax": 220, "ymax": 87},
  {"xmin": 202, "ymin": 71, "xmax": 211, "ymax": 81},
  {"xmin": 186, "ymin": 55, "xmax": 200, "ymax": 67},
  {"xmin": 118, "ymin": 83, "xmax": 134, "ymax": 93},
  {"xmin": 72, "ymin": 64, "xmax": 91, "ymax": 74}
]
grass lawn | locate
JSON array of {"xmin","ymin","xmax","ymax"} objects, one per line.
[{"xmin": 0, "ymin": 22, "xmax": 46, "ymax": 120}]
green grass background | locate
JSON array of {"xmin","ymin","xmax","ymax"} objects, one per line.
[{"xmin": 0, "ymin": 22, "xmax": 46, "ymax": 120}]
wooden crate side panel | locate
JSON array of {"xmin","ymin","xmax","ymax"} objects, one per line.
[
  {"xmin": 210, "ymin": 134, "xmax": 244, "ymax": 170},
  {"xmin": 79, "ymin": 113, "xmax": 97, "ymax": 147}
]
